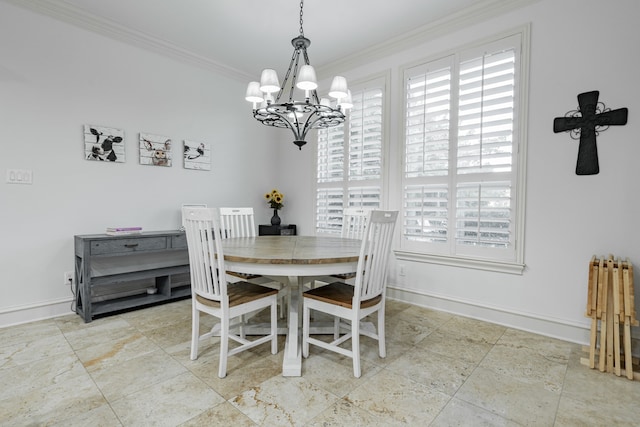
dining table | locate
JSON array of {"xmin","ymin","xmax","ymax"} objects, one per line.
[{"xmin": 221, "ymin": 235, "xmax": 361, "ymax": 376}]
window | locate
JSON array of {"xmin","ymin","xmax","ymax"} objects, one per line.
[
  {"xmin": 400, "ymin": 32, "xmax": 527, "ymax": 272},
  {"xmin": 316, "ymin": 77, "xmax": 386, "ymax": 235}
]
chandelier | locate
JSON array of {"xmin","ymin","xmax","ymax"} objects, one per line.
[{"xmin": 245, "ymin": 0, "xmax": 351, "ymax": 149}]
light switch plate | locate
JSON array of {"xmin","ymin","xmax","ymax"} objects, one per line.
[{"xmin": 6, "ymin": 169, "xmax": 33, "ymax": 184}]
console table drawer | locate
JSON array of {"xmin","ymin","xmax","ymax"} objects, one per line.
[
  {"xmin": 90, "ymin": 236, "xmax": 168, "ymax": 255},
  {"xmin": 171, "ymin": 234, "xmax": 187, "ymax": 249}
]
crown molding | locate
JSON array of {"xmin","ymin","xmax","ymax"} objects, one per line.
[
  {"xmin": 2, "ymin": 0, "xmax": 252, "ymax": 82},
  {"xmin": 4, "ymin": 0, "xmax": 540, "ymax": 82},
  {"xmin": 317, "ymin": 0, "xmax": 540, "ymax": 77}
]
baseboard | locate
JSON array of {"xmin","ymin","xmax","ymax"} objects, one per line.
[
  {"xmin": 386, "ymin": 285, "xmax": 593, "ymax": 345},
  {"xmin": 0, "ymin": 297, "xmax": 75, "ymax": 329}
]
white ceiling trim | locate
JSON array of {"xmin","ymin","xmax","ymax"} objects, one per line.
[
  {"xmin": 3, "ymin": 0, "xmax": 252, "ymax": 81},
  {"xmin": 317, "ymin": 0, "xmax": 540, "ymax": 77},
  {"xmin": 4, "ymin": 0, "xmax": 539, "ymax": 82}
]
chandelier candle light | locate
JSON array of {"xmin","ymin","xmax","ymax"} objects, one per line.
[{"xmin": 245, "ymin": 0, "xmax": 351, "ymax": 149}]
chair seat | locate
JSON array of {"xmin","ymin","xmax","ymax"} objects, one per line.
[
  {"xmin": 331, "ymin": 272, "xmax": 356, "ymax": 280},
  {"xmin": 303, "ymin": 282, "xmax": 382, "ymax": 309},
  {"xmin": 196, "ymin": 282, "xmax": 278, "ymax": 308},
  {"xmin": 226, "ymin": 270, "xmax": 263, "ymax": 280}
]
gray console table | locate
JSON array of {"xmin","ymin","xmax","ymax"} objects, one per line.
[{"xmin": 74, "ymin": 230, "xmax": 191, "ymax": 322}]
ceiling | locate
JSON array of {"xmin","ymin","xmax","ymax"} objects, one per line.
[{"xmin": 10, "ymin": 0, "xmax": 532, "ymax": 80}]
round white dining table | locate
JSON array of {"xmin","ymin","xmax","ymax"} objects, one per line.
[{"xmin": 221, "ymin": 235, "xmax": 361, "ymax": 376}]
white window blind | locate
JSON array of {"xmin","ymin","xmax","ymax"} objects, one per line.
[
  {"xmin": 401, "ymin": 33, "xmax": 523, "ymax": 264},
  {"xmin": 316, "ymin": 78, "xmax": 385, "ymax": 234}
]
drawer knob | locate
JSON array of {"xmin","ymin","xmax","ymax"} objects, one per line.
[{"xmin": 124, "ymin": 243, "xmax": 139, "ymax": 248}]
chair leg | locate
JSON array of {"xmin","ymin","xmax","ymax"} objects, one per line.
[
  {"xmin": 302, "ymin": 303, "xmax": 310, "ymax": 358},
  {"xmin": 190, "ymin": 307, "xmax": 199, "ymax": 360},
  {"xmin": 239, "ymin": 314, "xmax": 245, "ymax": 339},
  {"xmin": 377, "ymin": 307, "xmax": 386, "ymax": 358},
  {"xmin": 218, "ymin": 315, "xmax": 229, "ymax": 378},
  {"xmin": 352, "ymin": 315, "xmax": 361, "ymax": 378},
  {"xmin": 279, "ymin": 293, "xmax": 286, "ymax": 319},
  {"xmin": 333, "ymin": 316, "xmax": 340, "ymax": 340},
  {"xmin": 271, "ymin": 300, "xmax": 278, "ymax": 355}
]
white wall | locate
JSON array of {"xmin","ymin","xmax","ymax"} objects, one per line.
[
  {"xmin": 2, "ymin": 0, "xmax": 639, "ymax": 347},
  {"xmin": 285, "ymin": 0, "xmax": 640, "ymax": 344},
  {"xmin": 0, "ymin": 2, "xmax": 282, "ymax": 325}
]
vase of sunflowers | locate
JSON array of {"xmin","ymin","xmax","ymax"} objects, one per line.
[{"xmin": 264, "ymin": 189, "xmax": 284, "ymax": 226}]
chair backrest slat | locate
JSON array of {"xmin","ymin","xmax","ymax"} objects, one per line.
[
  {"xmin": 219, "ymin": 207, "xmax": 257, "ymax": 239},
  {"xmin": 182, "ymin": 207, "xmax": 227, "ymax": 303},
  {"xmin": 341, "ymin": 207, "xmax": 370, "ymax": 240},
  {"xmin": 354, "ymin": 210, "xmax": 398, "ymax": 304}
]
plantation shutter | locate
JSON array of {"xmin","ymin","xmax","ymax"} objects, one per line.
[
  {"xmin": 402, "ymin": 34, "xmax": 521, "ymax": 262},
  {"xmin": 316, "ymin": 78, "xmax": 385, "ymax": 234},
  {"xmin": 403, "ymin": 57, "xmax": 453, "ymax": 248}
]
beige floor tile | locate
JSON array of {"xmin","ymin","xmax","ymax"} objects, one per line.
[
  {"xmin": 455, "ymin": 366, "xmax": 560, "ymax": 426},
  {"xmin": 386, "ymin": 346, "xmax": 477, "ymax": 396},
  {"xmin": 229, "ymin": 376, "xmax": 338, "ymax": 427},
  {"xmin": 75, "ymin": 331, "xmax": 160, "ymax": 372},
  {"xmin": 416, "ymin": 329, "xmax": 494, "ymax": 364},
  {"xmin": 90, "ymin": 349, "xmax": 188, "ymax": 402},
  {"xmin": 497, "ymin": 328, "xmax": 576, "ymax": 363},
  {"xmin": 0, "ymin": 319, "xmax": 62, "ymax": 348},
  {"xmin": 479, "ymin": 343, "xmax": 568, "ymax": 393},
  {"xmin": 178, "ymin": 401, "xmax": 257, "ymax": 426},
  {"xmin": 0, "ymin": 369, "xmax": 107, "ymax": 426},
  {"xmin": 307, "ymin": 397, "xmax": 383, "ymax": 426},
  {"xmin": 384, "ymin": 315, "xmax": 434, "ymax": 346},
  {"xmin": 436, "ymin": 316, "xmax": 507, "ymax": 344},
  {"xmin": 345, "ymin": 369, "xmax": 450, "ymax": 426},
  {"xmin": 300, "ymin": 350, "xmax": 382, "ymax": 397},
  {"xmin": 0, "ymin": 331, "xmax": 73, "ymax": 369},
  {"xmin": 110, "ymin": 371, "xmax": 225, "ymax": 426},
  {"xmin": 120, "ymin": 301, "xmax": 192, "ymax": 333},
  {"xmin": 430, "ymin": 398, "xmax": 521, "ymax": 427},
  {"xmin": 0, "ymin": 351, "xmax": 86, "ymax": 400},
  {"xmin": 50, "ymin": 403, "xmax": 123, "ymax": 427},
  {"xmin": 7, "ymin": 299, "xmax": 640, "ymax": 426},
  {"xmin": 61, "ymin": 317, "xmax": 139, "ymax": 351},
  {"xmin": 398, "ymin": 304, "xmax": 454, "ymax": 328},
  {"xmin": 561, "ymin": 352, "xmax": 640, "ymax": 422},
  {"xmin": 188, "ymin": 350, "xmax": 284, "ymax": 400}
]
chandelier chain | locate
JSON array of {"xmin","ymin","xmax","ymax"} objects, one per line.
[{"xmin": 299, "ymin": 0, "xmax": 304, "ymax": 36}]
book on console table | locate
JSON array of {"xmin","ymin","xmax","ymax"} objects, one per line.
[{"xmin": 105, "ymin": 227, "xmax": 143, "ymax": 236}]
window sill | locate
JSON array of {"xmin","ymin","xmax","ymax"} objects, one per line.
[{"xmin": 394, "ymin": 250, "xmax": 525, "ymax": 275}]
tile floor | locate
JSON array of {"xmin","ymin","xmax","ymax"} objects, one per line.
[{"xmin": 1, "ymin": 298, "xmax": 640, "ymax": 426}]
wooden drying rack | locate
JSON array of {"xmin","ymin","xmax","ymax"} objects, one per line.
[{"xmin": 581, "ymin": 255, "xmax": 638, "ymax": 379}]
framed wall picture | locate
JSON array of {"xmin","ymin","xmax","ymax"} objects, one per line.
[
  {"xmin": 139, "ymin": 133, "xmax": 172, "ymax": 167},
  {"xmin": 84, "ymin": 125, "xmax": 125, "ymax": 162},
  {"xmin": 183, "ymin": 140, "xmax": 211, "ymax": 171}
]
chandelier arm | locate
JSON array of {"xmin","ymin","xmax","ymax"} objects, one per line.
[
  {"xmin": 275, "ymin": 47, "xmax": 299, "ymax": 104},
  {"xmin": 255, "ymin": 107, "xmax": 303, "ymax": 140},
  {"xmin": 303, "ymin": 110, "xmax": 344, "ymax": 135},
  {"xmin": 289, "ymin": 51, "xmax": 301, "ymax": 104}
]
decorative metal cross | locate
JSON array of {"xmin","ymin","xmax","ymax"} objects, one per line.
[{"xmin": 553, "ymin": 91, "xmax": 628, "ymax": 175}]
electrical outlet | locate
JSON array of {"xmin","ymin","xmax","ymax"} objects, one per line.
[{"xmin": 64, "ymin": 271, "xmax": 74, "ymax": 286}]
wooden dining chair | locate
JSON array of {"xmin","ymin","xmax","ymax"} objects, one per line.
[
  {"xmin": 310, "ymin": 207, "xmax": 371, "ymax": 287},
  {"xmin": 182, "ymin": 207, "xmax": 278, "ymax": 378},
  {"xmin": 302, "ymin": 210, "xmax": 398, "ymax": 378},
  {"xmin": 219, "ymin": 207, "xmax": 287, "ymax": 317}
]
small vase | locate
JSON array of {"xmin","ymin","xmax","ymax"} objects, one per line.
[{"xmin": 271, "ymin": 209, "xmax": 281, "ymax": 226}]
